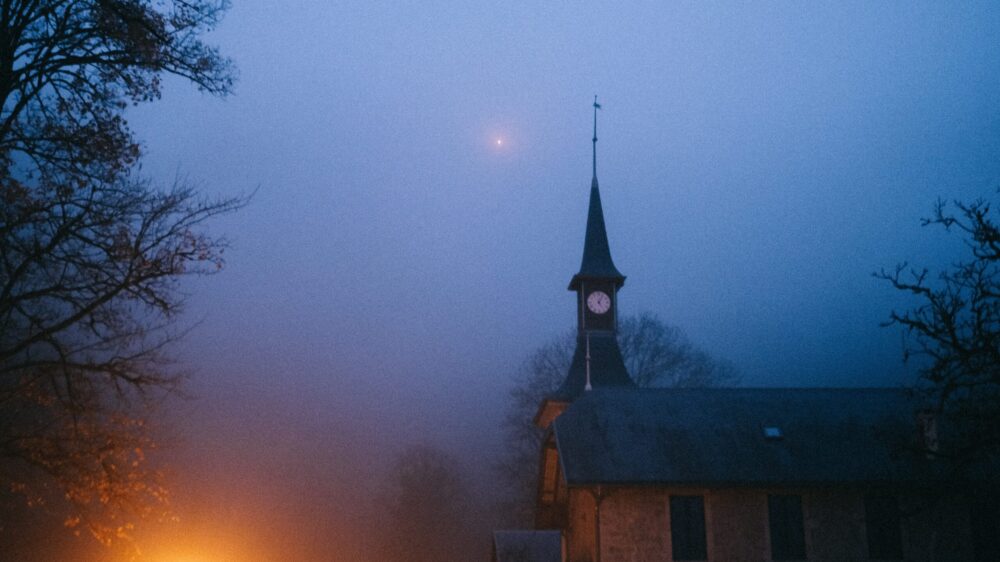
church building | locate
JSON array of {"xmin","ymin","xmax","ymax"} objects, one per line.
[{"xmin": 493, "ymin": 101, "xmax": 997, "ymax": 562}]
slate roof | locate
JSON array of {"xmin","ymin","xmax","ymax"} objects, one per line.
[
  {"xmin": 552, "ymin": 333, "xmax": 634, "ymax": 401},
  {"xmin": 493, "ymin": 530, "xmax": 561, "ymax": 562},
  {"xmin": 553, "ymin": 387, "xmax": 942, "ymax": 486},
  {"xmin": 568, "ymin": 177, "xmax": 625, "ymax": 291}
]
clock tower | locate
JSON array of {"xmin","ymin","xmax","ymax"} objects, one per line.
[{"xmin": 535, "ymin": 98, "xmax": 635, "ymax": 429}]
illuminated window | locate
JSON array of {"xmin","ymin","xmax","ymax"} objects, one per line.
[
  {"xmin": 670, "ymin": 495, "xmax": 707, "ymax": 560},
  {"xmin": 768, "ymin": 494, "xmax": 806, "ymax": 560}
]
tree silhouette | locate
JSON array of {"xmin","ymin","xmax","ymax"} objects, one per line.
[
  {"xmin": 381, "ymin": 445, "xmax": 479, "ymax": 562},
  {"xmin": 878, "ymin": 197, "xmax": 1000, "ymax": 470},
  {"xmin": 1, "ymin": 1, "xmax": 241, "ymax": 555}
]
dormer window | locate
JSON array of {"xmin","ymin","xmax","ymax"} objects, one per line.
[{"xmin": 763, "ymin": 426, "xmax": 783, "ymax": 440}]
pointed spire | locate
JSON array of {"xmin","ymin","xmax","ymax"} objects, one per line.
[{"xmin": 569, "ymin": 96, "xmax": 625, "ymax": 291}]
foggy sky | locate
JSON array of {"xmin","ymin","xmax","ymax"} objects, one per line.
[{"xmin": 120, "ymin": 2, "xmax": 1000, "ymax": 560}]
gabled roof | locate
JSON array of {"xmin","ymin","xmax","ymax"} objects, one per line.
[
  {"xmin": 568, "ymin": 177, "xmax": 625, "ymax": 291},
  {"xmin": 493, "ymin": 530, "xmax": 561, "ymax": 562},
  {"xmin": 553, "ymin": 387, "xmax": 942, "ymax": 486},
  {"xmin": 551, "ymin": 333, "xmax": 634, "ymax": 401}
]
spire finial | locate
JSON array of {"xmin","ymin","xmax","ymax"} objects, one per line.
[{"xmin": 592, "ymin": 95, "xmax": 601, "ymax": 180}]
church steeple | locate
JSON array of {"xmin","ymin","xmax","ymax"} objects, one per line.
[
  {"xmin": 551, "ymin": 97, "xmax": 633, "ymax": 403},
  {"xmin": 569, "ymin": 96, "xmax": 625, "ymax": 291},
  {"xmin": 534, "ymin": 100, "xmax": 635, "ymax": 427}
]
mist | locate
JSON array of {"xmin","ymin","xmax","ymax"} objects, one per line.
[{"xmin": 28, "ymin": 1, "xmax": 999, "ymax": 560}]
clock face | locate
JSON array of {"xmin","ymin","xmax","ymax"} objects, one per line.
[{"xmin": 587, "ymin": 291, "xmax": 611, "ymax": 314}]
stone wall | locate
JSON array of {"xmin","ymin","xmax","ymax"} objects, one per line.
[
  {"xmin": 707, "ymin": 488, "xmax": 769, "ymax": 562},
  {"xmin": 560, "ymin": 486, "xmax": 975, "ymax": 562},
  {"xmin": 600, "ymin": 488, "xmax": 669, "ymax": 562},
  {"xmin": 566, "ymin": 488, "xmax": 595, "ymax": 562}
]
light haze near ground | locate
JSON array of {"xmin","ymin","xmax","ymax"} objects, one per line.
[{"xmin": 122, "ymin": 2, "xmax": 1000, "ymax": 560}]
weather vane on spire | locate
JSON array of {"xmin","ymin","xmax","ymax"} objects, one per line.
[{"xmin": 592, "ymin": 95, "xmax": 601, "ymax": 179}]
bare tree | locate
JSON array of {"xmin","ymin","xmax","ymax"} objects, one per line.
[
  {"xmin": 878, "ymin": 197, "xmax": 1000, "ymax": 470},
  {"xmin": 619, "ymin": 313, "xmax": 740, "ymax": 388},
  {"xmin": 1, "ymin": 0, "xmax": 233, "ymax": 187},
  {"xmin": 380, "ymin": 445, "xmax": 479, "ymax": 562},
  {"xmin": 1, "ymin": 1, "xmax": 239, "ymax": 555},
  {"xmin": 497, "ymin": 312, "xmax": 739, "ymax": 525}
]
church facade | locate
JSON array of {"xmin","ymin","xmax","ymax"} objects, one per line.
[
  {"xmin": 532, "ymin": 388, "xmax": 989, "ymax": 562},
  {"xmin": 493, "ymin": 105, "xmax": 997, "ymax": 562}
]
